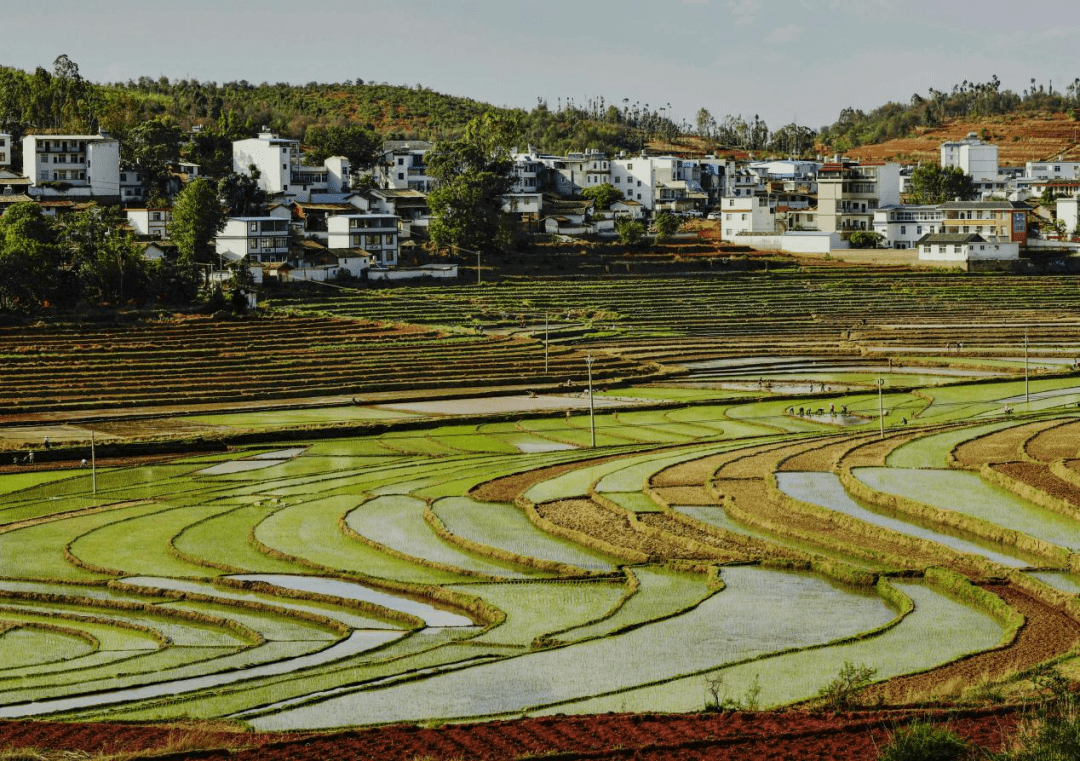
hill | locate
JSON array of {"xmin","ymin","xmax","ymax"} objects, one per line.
[{"xmin": 842, "ymin": 112, "xmax": 1080, "ymax": 166}]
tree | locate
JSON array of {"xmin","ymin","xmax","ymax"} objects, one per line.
[
  {"xmin": 581, "ymin": 183, "xmax": 623, "ymax": 210},
  {"xmin": 848, "ymin": 231, "xmax": 883, "ymax": 248},
  {"xmin": 909, "ymin": 164, "xmax": 977, "ymax": 204},
  {"xmin": 0, "ymin": 201, "xmax": 63, "ymax": 311},
  {"xmin": 218, "ymin": 166, "xmax": 267, "ymax": 216},
  {"xmin": 427, "ymin": 112, "xmax": 517, "ymax": 255},
  {"xmin": 123, "ymin": 118, "xmax": 182, "ymax": 202},
  {"xmin": 168, "ymin": 178, "xmax": 227, "ymax": 271},
  {"xmin": 615, "ymin": 217, "xmax": 645, "ymax": 247},
  {"xmin": 56, "ymin": 204, "xmax": 146, "ymax": 304},
  {"xmin": 696, "ymin": 107, "xmax": 714, "ymax": 138},
  {"xmin": 653, "ymin": 211, "xmax": 681, "ymax": 242},
  {"xmin": 303, "ymin": 124, "xmax": 382, "ymax": 170}
]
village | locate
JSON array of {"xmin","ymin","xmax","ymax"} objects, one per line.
[{"xmin": 1, "ymin": 126, "xmax": 1078, "ymax": 289}]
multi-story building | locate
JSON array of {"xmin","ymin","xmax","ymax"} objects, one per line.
[
  {"xmin": 817, "ymin": 160, "xmax": 901, "ymax": 233},
  {"xmin": 232, "ymin": 131, "xmax": 350, "ymax": 202},
  {"xmin": 1025, "ymin": 158, "xmax": 1080, "ymax": 182},
  {"xmin": 326, "ymin": 213, "xmax": 399, "ymax": 266},
  {"xmin": 215, "ymin": 216, "xmax": 290, "ymax": 264},
  {"xmin": 938, "ymin": 200, "xmax": 1028, "ymax": 242},
  {"xmin": 872, "ymin": 205, "xmax": 945, "ymax": 249},
  {"xmin": 119, "ymin": 168, "xmax": 146, "ymax": 202},
  {"xmin": 534, "ymin": 149, "xmax": 610, "ymax": 196},
  {"xmin": 0, "ymin": 133, "xmax": 10, "ymax": 167},
  {"xmin": 125, "ymin": 207, "xmax": 171, "ymax": 239},
  {"xmin": 376, "ymin": 141, "xmax": 434, "ymax": 193},
  {"xmin": 1058, "ymin": 195, "xmax": 1079, "ymax": 236},
  {"xmin": 941, "ymin": 133, "xmax": 999, "ymax": 182},
  {"xmin": 21, "ymin": 133, "xmax": 121, "ymax": 198},
  {"xmin": 719, "ymin": 195, "xmax": 776, "ymax": 240}
]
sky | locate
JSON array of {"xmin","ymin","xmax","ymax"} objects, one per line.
[{"xmin": 2, "ymin": 0, "xmax": 1078, "ymax": 131}]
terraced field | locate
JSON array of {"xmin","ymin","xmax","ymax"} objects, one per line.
[{"xmin": 4, "ymin": 372, "xmax": 1080, "ymax": 731}]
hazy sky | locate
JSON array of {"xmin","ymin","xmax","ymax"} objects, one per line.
[{"xmin": 2, "ymin": 0, "xmax": 1077, "ymax": 130}]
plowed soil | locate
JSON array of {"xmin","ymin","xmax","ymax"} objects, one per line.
[
  {"xmin": 537, "ymin": 498, "xmax": 730, "ymax": 561},
  {"xmin": 865, "ymin": 582, "xmax": 1080, "ymax": 704},
  {"xmin": 1025, "ymin": 420, "xmax": 1080, "ymax": 462},
  {"xmin": 992, "ymin": 461, "xmax": 1080, "ymax": 514},
  {"xmin": 846, "ymin": 113, "xmax": 1080, "ymax": 165},
  {"xmin": 953, "ymin": 420, "xmax": 1061, "ymax": 467},
  {"xmin": 0, "ymin": 707, "xmax": 1025, "ymax": 761}
]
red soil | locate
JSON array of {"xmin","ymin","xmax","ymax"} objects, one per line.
[{"xmin": 0, "ymin": 708, "xmax": 1023, "ymax": 761}]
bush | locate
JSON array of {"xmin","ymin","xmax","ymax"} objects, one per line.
[
  {"xmin": 815, "ymin": 661, "xmax": 877, "ymax": 710},
  {"xmin": 994, "ymin": 667, "xmax": 1080, "ymax": 760},
  {"xmin": 879, "ymin": 722, "xmax": 970, "ymax": 761}
]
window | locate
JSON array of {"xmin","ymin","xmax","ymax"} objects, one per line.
[
  {"xmin": 249, "ymin": 238, "xmax": 258, "ymax": 250},
  {"xmin": 249, "ymin": 222, "xmax": 258, "ymax": 233},
  {"xmin": 900, "ymin": 226, "xmax": 906, "ymax": 235},
  {"xmin": 614, "ymin": 177, "xmax": 620, "ymax": 183},
  {"xmin": 916, "ymin": 226, "xmax": 922, "ymax": 234},
  {"xmin": 627, "ymin": 163, "xmax": 632, "ymax": 170},
  {"xmin": 397, "ymin": 158, "xmax": 404, "ymax": 165},
  {"xmin": 637, "ymin": 180, "xmax": 641, "ymax": 187},
  {"xmin": 741, "ymin": 214, "xmax": 747, "ymax": 221},
  {"xmin": 152, "ymin": 212, "xmax": 161, "ymax": 221},
  {"xmin": 398, "ymin": 173, "xmax": 404, "ymax": 180},
  {"xmin": 953, "ymin": 245, "xmax": 962, "ymax": 253},
  {"xmin": 41, "ymin": 154, "xmax": 49, "ymax": 164},
  {"xmin": 938, "ymin": 245, "xmax": 946, "ymax": 253}
]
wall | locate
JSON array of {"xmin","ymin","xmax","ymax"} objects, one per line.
[{"xmin": 736, "ymin": 232, "xmax": 846, "ymax": 254}]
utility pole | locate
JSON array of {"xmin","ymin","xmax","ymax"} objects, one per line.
[
  {"xmin": 1025, "ymin": 331, "xmax": 1030, "ymax": 404},
  {"xmin": 877, "ymin": 378, "xmax": 885, "ymax": 439},
  {"xmin": 90, "ymin": 430, "xmax": 97, "ymax": 497},
  {"xmin": 544, "ymin": 312, "xmax": 549, "ymax": 375},
  {"xmin": 586, "ymin": 354, "xmax": 596, "ymax": 448}
]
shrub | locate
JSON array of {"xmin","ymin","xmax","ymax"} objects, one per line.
[
  {"xmin": 995, "ymin": 667, "xmax": 1080, "ymax": 760},
  {"xmin": 815, "ymin": 661, "xmax": 877, "ymax": 710},
  {"xmin": 878, "ymin": 722, "xmax": 970, "ymax": 761}
]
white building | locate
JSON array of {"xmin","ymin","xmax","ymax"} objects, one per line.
[
  {"xmin": 1055, "ymin": 195, "xmax": 1078, "ymax": 236},
  {"xmin": 872, "ymin": 205, "xmax": 945, "ymax": 249},
  {"xmin": 719, "ymin": 195, "xmax": 776, "ymax": 240},
  {"xmin": 0, "ymin": 133, "xmax": 10, "ymax": 167},
  {"xmin": 22, "ymin": 133, "xmax": 121, "ymax": 198},
  {"xmin": 376, "ymin": 141, "xmax": 434, "ymax": 192},
  {"xmin": 940, "ymin": 133, "xmax": 999, "ymax": 182},
  {"xmin": 215, "ymin": 217, "xmax": 290, "ymax": 264},
  {"xmin": 125, "ymin": 207, "xmax": 171, "ymax": 239},
  {"xmin": 119, "ymin": 168, "xmax": 146, "ymax": 202},
  {"xmin": 232, "ymin": 131, "xmax": 350, "ymax": 202},
  {"xmin": 1025, "ymin": 158, "xmax": 1080, "ymax": 182},
  {"xmin": 326, "ymin": 213, "xmax": 399, "ymax": 266},
  {"xmin": 535, "ymin": 149, "xmax": 610, "ymax": 196},
  {"xmin": 817, "ymin": 161, "xmax": 901, "ymax": 233},
  {"xmin": 916, "ymin": 232, "xmax": 1019, "ymax": 265}
]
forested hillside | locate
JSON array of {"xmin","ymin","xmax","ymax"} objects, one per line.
[{"xmin": 2, "ymin": 57, "xmax": 1079, "ymax": 169}]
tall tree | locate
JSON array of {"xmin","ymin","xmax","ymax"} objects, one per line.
[
  {"xmin": 123, "ymin": 118, "xmax": 183, "ymax": 203},
  {"xmin": 0, "ymin": 201, "xmax": 63, "ymax": 311},
  {"xmin": 218, "ymin": 166, "xmax": 267, "ymax": 216},
  {"xmin": 303, "ymin": 124, "xmax": 382, "ymax": 170},
  {"xmin": 909, "ymin": 164, "xmax": 977, "ymax": 204},
  {"xmin": 427, "ymin": 112, "xmax": 517, "ymax": 255},
  {"xmin": 57, "ymin": 203, "xmax": 146, "ymax": 304},
  {"xmin": 168, "ymin": 178, "xmax": 227, "ymax": 270}
]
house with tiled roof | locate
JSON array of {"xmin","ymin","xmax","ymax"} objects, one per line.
[{"xmin": 916, "ymin": 232, "xmax": 1018, "ymax": 265}]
